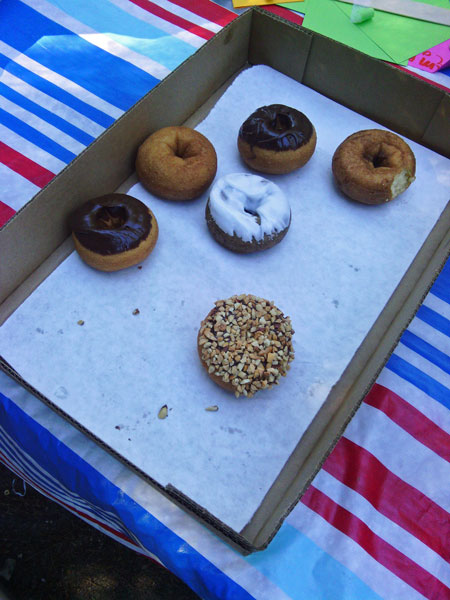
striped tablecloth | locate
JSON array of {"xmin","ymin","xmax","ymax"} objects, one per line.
[{"xmin": 0, "ymin": 2, "xmax": 449, "ymax": 599}]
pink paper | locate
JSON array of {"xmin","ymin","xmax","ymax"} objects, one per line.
[{"xmin": 408, "ymin": 39, "xmax": 450, "ymax": 73}]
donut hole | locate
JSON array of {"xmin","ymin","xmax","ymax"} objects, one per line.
[
  {"xmin": 371, "ymin": 152, "xmax": 389, "ymax": 168},
  {"xmin": 365, "ymin": 148, "xmax": 390, "ymax": 169},
  {"xmin": 365, "ymin": 142, "xmax": 400, "ymax": 169},
  {"xmin": 95, "ymin": 205, "xmax": 127, "ymax": 229},
  {"xmin": 271, "ymin": 113, "xmax": 292, "ymax": 132},
  {"xmin": 243, "ymin": 206, "xmax": 261, "ymax": 225},
  {"xmin": 172, "ymin": 137, "xmax": 197, "ymax": 160}
]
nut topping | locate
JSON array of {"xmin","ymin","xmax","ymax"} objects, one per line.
[{"xmin": 199, "ymin": 294, "xmax": 294, "ymax": 398}]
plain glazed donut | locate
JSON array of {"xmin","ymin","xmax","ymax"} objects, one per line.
[
  {"xmin": 136, "ymin": 126, "xmax": 217, "ymax": 201},
  {"xmin": 205, "ymin": 173, "xmax": 291, "ymax": 253},
  {"xmin": 69, "ymin": 193, "xmax": 158, "ymax": 271},
  {"xmin": 238, "ymin": 104, "xmax": 317, "ymax": 174},
  {"xmin": 198, "ymin": 294, "xmax": 295, "ymax": 398},
  {"xmin": 332, "ymin": 129, "xmax": 416, "ymax": 205}
]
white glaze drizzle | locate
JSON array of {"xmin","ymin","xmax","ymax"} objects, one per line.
[{"xmin": 208, "ymin": 173, "xmax": 291, "ymax": 242}]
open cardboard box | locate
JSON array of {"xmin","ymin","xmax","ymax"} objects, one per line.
[{"xmin": 0, "ymin": 9, "xmax": 449, "ymax": 553}]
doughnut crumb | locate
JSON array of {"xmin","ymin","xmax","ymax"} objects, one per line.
[{"xmin": 198, "ymin": 294, "xmax": 295, "ymax": 398}]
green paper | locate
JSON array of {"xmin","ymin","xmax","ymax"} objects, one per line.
[{"xmin": 280, "ymin": 0, "xmax": 450, "ymax": 65}]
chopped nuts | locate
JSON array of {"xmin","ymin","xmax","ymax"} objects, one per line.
[
  {"xmin": 158, "ymin": 405, "xmax": 168, "ymax": 419},
  {"xmin": 199, "ymin": 295, "xmax": 294, "ymax": 398}
]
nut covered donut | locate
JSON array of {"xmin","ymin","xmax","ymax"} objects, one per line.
[
  {"xmin": 69, "ymin": 193, "xmax": 158, "ymax": 271},
  {"xmin": 198, "ymin": 294, "xmax": 295, "ymax": 398},
  {"xmin": 238, "ymin": 104, "xmax": 317, "ymax": 174},
  {"xmin": 205, "ymin": 173, "xmax": 291, "ymax": 253},
  {"xmin": 136, "ymin": 126, "xmax": 217, "ymax": 201},
  {"xmin": 332, "ymin": 129, "xmax": 416, "ymax": 205}
]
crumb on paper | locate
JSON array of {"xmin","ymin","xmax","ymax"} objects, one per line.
[
  {"xmin": 158, "ymin": 405, "xmax": 168, "ymax": 419},
  {"xmin": 77, "ymin": 320, "xmax": 84, "ymax": 326}
]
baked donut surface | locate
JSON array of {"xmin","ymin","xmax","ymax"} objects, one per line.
[
  {"xmin": 332, "ymin": 129, "xmax": 416, "ymax": 205},
  {"xmin": 198, "ymin": 294, "xmax": 295, "ymax": 398},
  {"xmin": 205, "ymin": 173, "xmax": 291, "ymax": 253},
  {"xmin": 238, "ymin": 104, "xmax": 317, "ymax": 174},
  {"xmin": 69, "ymin": 193, "xmax": 158, "ymax": 271},
  {"xmin": 136, "ymin": 126, "xmax": 217, "ymax": 201}
]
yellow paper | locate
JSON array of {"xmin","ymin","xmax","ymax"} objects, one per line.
[{"xmin": 233, "ymin": 0, "xmax": 303, "ymax": 8}]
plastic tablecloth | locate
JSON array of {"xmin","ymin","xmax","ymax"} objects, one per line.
[{"xmin": 0, "ymin": 2, "xmax": 449, "ymax": 599}]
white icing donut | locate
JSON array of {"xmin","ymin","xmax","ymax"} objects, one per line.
[{"xmin": 208, "ymin": 173, "xmax": 290, "ymax": 243}]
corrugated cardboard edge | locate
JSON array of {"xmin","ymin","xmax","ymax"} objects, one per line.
[
  {"xmin": 0, "ymin": 8, "xmax": 449, "ymax": 554},
  {"xmin": 240, "ymin": 8, "xmax": 450, "ymax": 550},
  {"xmin": 249, "ymin": 8, "xmax": 449, "ymax": 157},
  {"xmin": 0, "ymin": 355, "xmax": 256, "ymax": 554},
  {"xmin": 242, "ymin": 205, "xmax": 450, "ymax": 549},
  {"xmin": 0, "ymin": 10, "xmax": 253, "ymax": 318},
  {"xmin": 0, "ymin": 10, "xmax": 259, "ymax": 554}
]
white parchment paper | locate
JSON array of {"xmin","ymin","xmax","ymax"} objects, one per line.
[{"xmin": 1, "ymin": 66, "xmax": 449, "ymax": 531}]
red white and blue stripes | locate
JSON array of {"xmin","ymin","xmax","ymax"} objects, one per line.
[
  {"xmin": 0, "ymin": 0, "xmax": 234, "ymax": 226},
  {"xmin": 0, "ymin": 2, "xmax": 449, "ymax": 599},
  {"xmin": 291, "ymin": 262, "xmax": 450, "ymax": 600},
  {"xmin": 0, "ymin": 390, "xmax": 258, "ymax": 600}
]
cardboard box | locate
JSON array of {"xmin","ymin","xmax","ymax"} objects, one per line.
[{"xmin": 0, "ymin": 9, "xmax": 449, "ymax": 553}]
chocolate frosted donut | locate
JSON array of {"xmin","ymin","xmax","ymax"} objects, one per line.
[
  {"xmin": 205, "ymin": 173, "xmax": 291, "ymax": 253},
  {"xmin": 332, "ymin": 129, "xmax": 416, "ymax": 205},
  {"xmin": 69, "ymin": 193, "xmax": 158, "ymax": 271},
  {"xmin": 238, "ymin": 104, "xmax": 317, "ymax": 174}
]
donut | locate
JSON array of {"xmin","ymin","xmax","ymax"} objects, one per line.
[
  {"xmin": 238, "ymin": 104, "xmax": 317, "ymax": 174},
  {"xmin": 69, "ymin": 193, "xmax": 158, "ymax": 271},
  {"xmin": 198, "ymin": 294, "xmax": 295, "ymax": 398},
  {"xmin": 332, "ymin": 129, "xmax": 416, "ymax": 205},
  {"xmin": 136, "ymin": 126, "xmax": 217, "ymax": 201},
  {"xmin": 205, "ymin": 173, "xmax": 291, "ymax": 253}
]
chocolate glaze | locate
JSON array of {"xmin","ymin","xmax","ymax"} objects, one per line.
[
  {"xmin": 69, "ymin": 193, "xmax": 151, "ymax": 255},
  {"xmin": 239, "ymin": 104, "xmax": 313, "ymax": 152}
]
